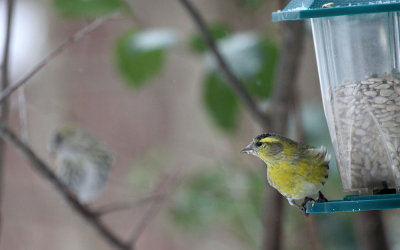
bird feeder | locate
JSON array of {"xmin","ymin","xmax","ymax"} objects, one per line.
[{"xmin": 273, "ymin": 0, "xmax": 400, "ymax": 213}]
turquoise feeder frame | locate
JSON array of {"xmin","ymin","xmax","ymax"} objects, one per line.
[
  {"xmin": 273, "ymin": 0, "xmax": 400, "ymax": 213},
  {"xmin": 272, "ymin": 0, "xmax": 400, "ymax": 22},
  {"xmin": 306, "ymin": 193, "xmax": 400, "ymax": 213}
]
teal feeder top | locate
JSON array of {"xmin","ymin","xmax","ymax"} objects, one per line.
[
  {"xmin": 273, "ymin": 0, "xmax": 400, "ymax": 213},
  {"xmin": 272, "ymin": 0, "xmax": 400, "ymax": 22}
]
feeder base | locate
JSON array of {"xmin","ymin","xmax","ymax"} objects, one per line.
[{"xmin": 306, "ymin": 193, "xmax": 400, "ymax": 213}]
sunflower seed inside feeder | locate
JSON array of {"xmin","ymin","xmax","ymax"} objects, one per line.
[{"xmin": 331, "ymin": 74, "xmax": 400, "ymax": 192}]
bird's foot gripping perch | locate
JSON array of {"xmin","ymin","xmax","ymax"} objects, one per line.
[
  {"xmin": 289, "ymin": 192, "xmax": 329, "ymax": 216},
  {"xmin": 288, "ymin": 198, "xmax": 310, "ymax": 216},
  {"xmin": 316, "ymin": 191, "xmax": 328, "ymax": 202}
]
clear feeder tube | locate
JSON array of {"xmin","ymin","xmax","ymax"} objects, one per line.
[{"xmin": 311, "ymin": 12, "xmax": 400, "ymax": 194}]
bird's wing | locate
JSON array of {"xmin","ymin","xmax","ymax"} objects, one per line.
[
  {"xmin": 55, "ymin": 154, "xmax": 87, "ymax": 194},
  {"xmin": 305, "ymin": 146, "xmax": 330, "ymax": 164},
  {"xmin": 90, "ymin": 146, "xmax": 113, "ymax": 169},
  {"xmin": 286, "ymin": 145, "xmax": 329, "ymax": 185}
]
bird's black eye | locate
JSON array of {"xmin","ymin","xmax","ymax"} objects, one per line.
[
  {"xmin": 255, "ymin": 141, "xmax": 262, "ymax": 147},
  {"xmin": 54, "ymin": 134, "xmax": 63, "ymax": 145}
]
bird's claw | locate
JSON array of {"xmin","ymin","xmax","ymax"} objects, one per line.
[
  {"xmin": 301, "ymin": 197, "xmax": 315, "ymax": 207},
  {"xmin": 300, "ymin": 197, "xmax": 314, "ymax": 217},
  {"xmin": 300, "ymin": 206, "xmax": 309, "ymax": 217},
  {"xmin": 316, "ymin": 191, "xmax": 328, "ymax": 202},
  {"xmin": 289, "ymin": 198, "xmax": 310, "ymax": 216}
]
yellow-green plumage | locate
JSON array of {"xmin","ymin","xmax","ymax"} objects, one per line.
[{"xmin": 241, "ymin": 133, "xmax": 329, "ymax": 212}]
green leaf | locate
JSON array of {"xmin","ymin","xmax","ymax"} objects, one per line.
[
  {"xmin": 245, "ymin": 38, "xmax": 279, "ymax": 99},
  {"xmin": 205, "ymin": 34, "xmax": 279, "ymax": 100},
  {"xmin": 190, "ymin": 23, "xmax": 232, "ymax": 53},
  {"xmin": 115, "ymin": 30, "xmax": 173, "ymax": 88},
  {"xmin": 209, "ymin": 33, "xmax": 262, "ymax": 80},
  {"xmin": 203, "ymin": 73, "xmax": 240, "ymax": 131},
  {"xmin": 168, "ymin": 169, "xmax": 236, "ymax": 230},
  {"xmin": 127, "ymin": 147, "xmax": 168, "ymax": 193},
  {"xmin": 53, "ymin": 0, "xmax": 126, "ymax": 19},
  {"xmin": 168, "ymin": 167, "xmax": 264, "ymax": 246}
]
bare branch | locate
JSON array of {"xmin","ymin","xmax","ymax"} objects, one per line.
[
  {"xmin": 17, "ymin": 87, "xmax": 29, "ymax": 143},
  {"xmin": 94, "ymin": 193, "xmax": 167, "ymax": 216},
  {"xmin": 129, "ymin": 201, "xmax": 163, "ymax": 245},
  {"xmin": 128, "ymin": 171, "xmax": 179, "ymax": 245},
  {"xmin": 269, "ymin": 20, "xmax": 305, "ymax": 133},
  {"xmin": 0, "ymin": 124, "xmax": 132, "ymax": 250},
  {"xmin": 356, "ymin": 211, "xmax": 389, "ymax": 250},
  {"xmin": 122, "ymin": 0, "xmax": 143, "ymax": 25},
  {"xmin": 262, "ymin": 19, "xmax": 305, "ymax": 250},
  {"xmin": 176, "ymin": 0, "xmax": 271, "ymax": 129},
  {"xmin": 0, "ymin": 14, "xmax": 116, "ymax": 104},
  {"xmin": 261, "ymin": 188, "xmax": 284, "ymax": 250},
  {"xmin": 0, "ymin": 0, "xmax": 15, "ymax": 243},
  {"xmin": 174, "ymin": 1, "xmax": 303, "ymax": 249},
  {"xmin": 305, "ymin": 216, "xmax": 322, "ymax": 250}
]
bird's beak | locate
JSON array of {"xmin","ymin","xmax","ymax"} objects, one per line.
[{"xmin": 241, "ymin": 143, "xmax": 256, "ymax": 155}]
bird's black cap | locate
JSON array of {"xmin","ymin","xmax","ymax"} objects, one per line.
[{"xmin": 255, "ymin": 133, "xmax": 276, "ymax": 141}]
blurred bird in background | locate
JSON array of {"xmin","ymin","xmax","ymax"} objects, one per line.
[
  {"xmin": 241, "ymin": 133, "xmax": 329, "ymax": 214},
  {"xmin": 49, "ymin": 125, "xmax": 112, "ymax": 203}
]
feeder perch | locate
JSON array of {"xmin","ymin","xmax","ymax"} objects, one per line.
[{"xmin": 273, "ymin": 0, "xmax": 400, "ymax": 213}]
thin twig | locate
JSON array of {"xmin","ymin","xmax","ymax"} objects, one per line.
[
  {"xmin": 122, "ymin": 0, "xmax": 143, "ymax": 24},
  {"xmin": 18, "ymin": 87, "xmax": 29, "ymax": 143},
  {"xmin": 176, "ymin": 0, "xmax": 271, "ymax": 129},
  {"xmin": 174, "ymin": 1, "xmax": 299, "ymax": 249},
  {"xmin": 128, "ymin": 171, "xmax": 179, "ymax": 245},
  {"xmin": 0, "ymin": 14, "xmax": 115, "ymax": 104},
  {"xmin": 0, "ymin": 0, "xmax": 15, "ymax": 243},
  {"xmin": 94, "ymin": 193, "xmax": 167, "ymax": 216},
  {"xmin": 0, "ymin": 124, "xmax": 132, "ymax": 250},
  {"xmin": 291, "ymin": 85, "xmax": 305, "ymax": 142}
]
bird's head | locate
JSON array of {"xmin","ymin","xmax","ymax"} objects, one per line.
[
  {"xmin": 241, "ymin": 133, "xmax": 288, "ymax": 164},
  {"xmin": 48, "ymin": 125, "xmax": 79, "ymax": 155}
]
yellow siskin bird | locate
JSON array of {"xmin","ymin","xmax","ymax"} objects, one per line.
[
  {"xmin": 241, "ymin": 133, "xmax": 329, "ymax": 213},
  {"xmin": 49, "ymin": 125, "xmax": 113, "ymax": 203}
]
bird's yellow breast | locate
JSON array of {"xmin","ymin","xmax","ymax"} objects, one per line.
[{"xmin": 267, "ymin": 159, "xmax": 328, "ymax": 200}]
